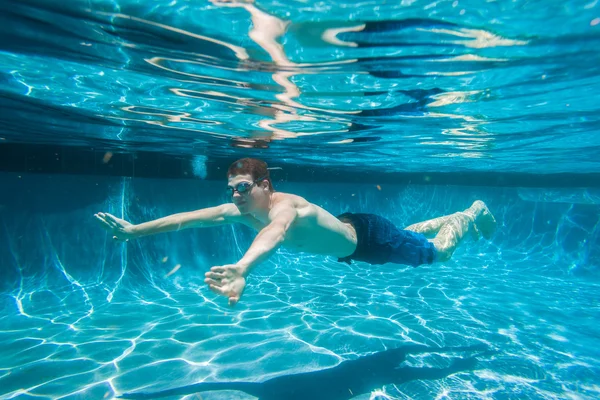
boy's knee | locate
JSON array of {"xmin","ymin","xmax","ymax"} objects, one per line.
[{"xmin": 432, "ymin": 240, "xmax": 453, "ymax": 261}]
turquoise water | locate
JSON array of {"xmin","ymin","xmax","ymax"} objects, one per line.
[
  {"xmin": 1, "ymin": 0, "xmax": 600, "ymax": 399},
  {"xmin": 1, "ymin": 0, "xmax": 600, "ymax": 171},
  {"xmin": 1, "ymin": 176, "xmax": 599, "ymax": 399}
]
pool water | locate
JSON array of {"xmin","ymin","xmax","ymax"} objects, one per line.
[
  {"xmin": 1, "ymin": 0, "xmax": 600, "ymax": 399},
  {"xmin": 1, "ymin": 175, "xmax": 599, "ymax": 399},
  {"xmin": 1, "ymin": 0, "xmax": 599, "ymax": 173}
]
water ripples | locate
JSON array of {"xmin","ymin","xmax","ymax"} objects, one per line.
[{"xmin": 1, "ymin": 0, "xmax": 599, "ymax": 172}]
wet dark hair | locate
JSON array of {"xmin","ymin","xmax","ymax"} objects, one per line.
[{"xmin": 227, "ymin": 158, "xmax": 273, "ymax": 191}]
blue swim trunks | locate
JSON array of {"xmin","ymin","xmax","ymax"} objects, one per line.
[{"xmin": 337, "ymin": 213, "xmax": 437, "ymax": 267}]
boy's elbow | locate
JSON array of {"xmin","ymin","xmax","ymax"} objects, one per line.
[
  {"xmin": 268, "ymin": 225, "xmax": 287, "ymax": 246},
  {"xmin": 273, "ymin": 227, "xmax": 287, "ymax": 245}
]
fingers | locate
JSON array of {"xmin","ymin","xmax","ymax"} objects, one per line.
[
  {"xmin": 204, "ymin": 278, "xmax": 222, "ymax": 287},
  {"xmin": 105, "ymin": 214, "xmax": 121, "ymax": 229},
  {"xmin": 103, "ymin": 212, "xmax": 118, "ymax": 222},
  {"xmin": 205, "ymin": 271, "xmax": 225, "ymax": 280},
  {"xmin": 208, "ymin": 284, "xmax": 227, "ymax": 296},
  {"xmin": 94, "ymin": 213, "xmax": 117, "ymax": 229},
  {"xmin": 95, "ymin": 212, "xmax": 110, "ymax": 222},
  {"xmin": 94, "ymin": 214, "xmax": 111, "ymax": 228},
  {"xmin": 205, "ymin": 266, "xmax": 243, "ymax": 305},
  {"xmin": 94, "ymin": 213, "xmax": 129, "ymax": 241},
  {"xmin": 94, "ymin": 213, "xmax": 106, "ymax": 222},
  {"xmin": 95, "ymin": 212, "xmax": 120, "ymax": 224}
]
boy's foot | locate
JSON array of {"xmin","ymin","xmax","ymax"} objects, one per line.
[{"xmin": 470, "ymin": 200, "xmax": 497, "ymax": 240}]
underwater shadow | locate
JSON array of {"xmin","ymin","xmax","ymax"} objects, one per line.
[{"xmin": 119, "ymin": 343, "xmax": 491, "ymax": 399}]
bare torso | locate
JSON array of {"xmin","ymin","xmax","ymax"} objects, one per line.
[{"xmin": 238, "ymin": 192, "xmax": 357, "ymax": 258}]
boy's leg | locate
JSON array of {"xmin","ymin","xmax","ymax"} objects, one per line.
[{"xmin": 405, "ymin": 201, "xmax": 496, "ymax": 262}]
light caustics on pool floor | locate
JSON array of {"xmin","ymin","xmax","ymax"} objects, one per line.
[{"xmin": 0, "ymin": 180, "xmax": 599, "ymax": 399}]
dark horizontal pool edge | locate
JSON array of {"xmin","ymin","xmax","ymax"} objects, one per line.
[{"xmin": 1, "ymin": 143, "xmax": 599, "ymax": 188}]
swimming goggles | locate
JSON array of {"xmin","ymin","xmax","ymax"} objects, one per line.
[{"xmin": 226, "ymin": 175, "xmax": 267, "ymax": 196}]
